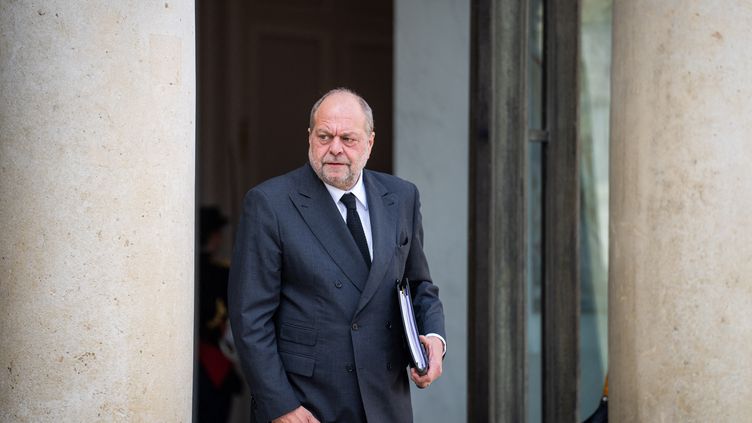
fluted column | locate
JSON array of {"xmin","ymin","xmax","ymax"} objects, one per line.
[
  {"xmin": 0, "ymin": 1, "xmax": 195, "ymax": 421},
  {"xmin": 609, "ymin": 1, "xmax": 752, "ymax": 421}
]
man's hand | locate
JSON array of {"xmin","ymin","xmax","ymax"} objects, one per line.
[
  {"xmin": 410, "ymin": 335, "xmax": 444, "ymax": 389},
  {"xmin": 272, "ymin": 406, "xmax": 320, "ymax": 423}
]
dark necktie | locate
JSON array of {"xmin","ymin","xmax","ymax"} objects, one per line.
[{"xmin": 340, "ymin": 193, "xmax": 371, "ymax": 269}]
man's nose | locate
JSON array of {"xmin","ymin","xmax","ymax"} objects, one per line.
[{"xmin": 329, "ymin": 137, "xmax": 344, "ymax": 154}]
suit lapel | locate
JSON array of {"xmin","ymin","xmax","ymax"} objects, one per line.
[
  {"xmin": 355, "ymin": 171, "xmax": 398, "ymax": 316},
  {"xmin": 289, "ymin": 165, "xmax": 370, "ymax": 291}
]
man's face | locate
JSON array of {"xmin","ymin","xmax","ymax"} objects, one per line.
[{"xmin": 308, "ymin": 93, "xmax": 374, "ymax": 190}]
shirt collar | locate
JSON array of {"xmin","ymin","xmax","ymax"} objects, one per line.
[{"xmin": 323, "ymin": 171, "xmax": 368, "ymax": 210}]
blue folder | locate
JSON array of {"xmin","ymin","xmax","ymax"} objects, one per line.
[{"xmin": 397, "ymin": 278, "xmax": 429, "ymax": 376}]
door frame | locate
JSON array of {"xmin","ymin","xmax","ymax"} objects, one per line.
[{"xmin": 468, "ymin": 0, "xmax": 581, "ymax": 421}]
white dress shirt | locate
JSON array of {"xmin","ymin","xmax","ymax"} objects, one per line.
[{"xmin": 323, "ymin": 173, "xmax": 373, "ymax": 259}]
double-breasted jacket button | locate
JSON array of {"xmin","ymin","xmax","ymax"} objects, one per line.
[
  {"xmin": 334, "ymin": 280, "xmax": 342, "ymax": 288},
  {"xmin": 386, "ymin": 321, "xmax": 392, "ymax": 330},
  {"xmin": 386, "ymin": 362, "xmax": 393, "ymax": 370},
  {"xmin": 345, "ymin": 364, "xmax": 354, "ymax": 372},
  {"xmin": 351, "ymin": 323, "xmax": 359, "ymax": 331}
]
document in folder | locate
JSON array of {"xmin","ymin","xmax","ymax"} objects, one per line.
[{"xmin": 397, "ymin": 277, "xmax": 429, "ymax": 376}]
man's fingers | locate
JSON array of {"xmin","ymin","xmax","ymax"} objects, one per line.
[
  {"xmin": 302, "ymin": 407, "xmax": 320, "ymax": 423},
  {"xmin": 273, "ymin": 406, "xmax": 320, "ymax": 423},
  {"xmin": 410, "ymin": 335, "xmax": 444, "ymax": 389},
  {"xmin": 410, "ymin": 368, "xmax": 426, "ymax": 387},
  {"xmin": 410, "ymin": 367, "xmax": 432, "ymax": 389}
]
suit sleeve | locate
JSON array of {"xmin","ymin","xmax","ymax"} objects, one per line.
[
  {"xmin": 403, "ymin": 184, "xmax": 447, "ymax": 340},
  {"xmin": 227, "ymin": 188, "xmax": 300, "ymax": 422}
]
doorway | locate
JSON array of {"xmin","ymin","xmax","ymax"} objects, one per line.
[{"xmin": 196, "ymin": 1, "xmax": 394, "ymax": 421}]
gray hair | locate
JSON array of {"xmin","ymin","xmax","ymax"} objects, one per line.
[{"xmin": 309, "ymin": 88, "xmax": 374, "ymax": 135}]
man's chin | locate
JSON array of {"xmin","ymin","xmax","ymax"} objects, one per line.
[{"xmin": 322, "ymin": 173, "xmax": 354, "ymax": 190}]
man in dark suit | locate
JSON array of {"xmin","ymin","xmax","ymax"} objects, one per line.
[{"xmin": 228, "ymin": 88, "xmax": 446, "ymax": 423}]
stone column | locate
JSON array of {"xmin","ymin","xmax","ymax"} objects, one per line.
[
  {"xmin": 609, "ymin": 1, "xmax": 752, "ymax": 421},
  {"xmin": 0, "ymin": 2, "xmax": 195, "ymax": 421}
]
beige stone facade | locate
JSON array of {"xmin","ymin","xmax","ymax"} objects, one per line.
[
  {"xmin": 610, "ymin": 1, "xmax": 752, "ymax": 421},
  {"xmin": 0, "ymin": 1, "xmax": 195, "ymax": 421}
]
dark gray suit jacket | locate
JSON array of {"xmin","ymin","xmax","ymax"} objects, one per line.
[{"xmin": 228, "ymin": 164, "xmax": 445, "ymax": 423}]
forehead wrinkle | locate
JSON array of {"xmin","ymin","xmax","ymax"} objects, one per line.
[
  {"xmin": 314, "ymin": 118, "xmax": 360, "ymax": 135},
  {"xmin": 313, "ymin": 94, "xmax": 368, "ymax": 133}
]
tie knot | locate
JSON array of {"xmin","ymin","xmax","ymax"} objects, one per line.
[{"xmin": 340, "ymin": 193, "xmax": 357, "ymax": 210}]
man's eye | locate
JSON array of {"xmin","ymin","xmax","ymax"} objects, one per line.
[{"xmin": 318, "ymin": 134, "xmax": 331, "ymax": 142}]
